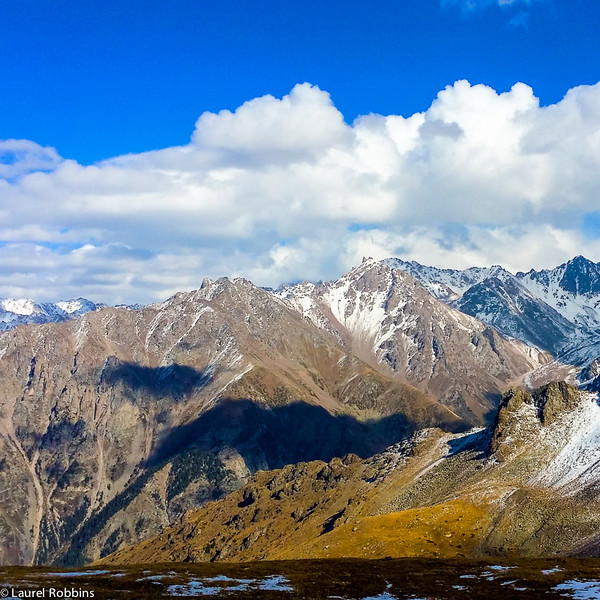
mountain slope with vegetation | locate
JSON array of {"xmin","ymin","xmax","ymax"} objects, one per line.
[{"xmin": 99, "ymin": 383, "xmax": 600, "ymax": 565}]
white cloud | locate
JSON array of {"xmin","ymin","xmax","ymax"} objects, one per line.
[
  {"xmin": 0, "ymin": 139, "xmax": 62, "ymax": 179},
  {"xmin": 191, "ymin": 83, "xmax": 351, "ymax": 162},
  {"xmin": 1, "ymin": 80, "xmax": 600, "ymax": 304}
]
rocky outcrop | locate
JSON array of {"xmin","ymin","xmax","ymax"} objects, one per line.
[
  {"xmin": 99, "ymin": 384, "xmax": 600, "ymax": 565},
  {"xmin": 490, "ymin": 381, "xmax": 582, "ymax": 461}
]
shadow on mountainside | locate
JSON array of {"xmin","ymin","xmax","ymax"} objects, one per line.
[
  {"xmin": 56, "ymin": 395, "xmax": 469, "ymax": 566},
  {"xmin": 102, "ymin": 359, "xmax": 211, "ymax": 399},
  {"xmin": 148, "ymin": 397, "xmax": 469, "ymax": 471}
]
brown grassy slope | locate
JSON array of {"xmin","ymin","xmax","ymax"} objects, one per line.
[
  {"xmin": 96, "ymin": 428, "xmax": 495, "ymax": 565},
  {"xmin": 97, "ymin": 384, "xmax": 600, "ymax": 565}
]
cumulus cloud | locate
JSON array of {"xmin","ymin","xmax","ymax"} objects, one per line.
[
  {"xmin": 192, "ymin": 83, "xmax": 351, "ymax": 162},
  {"xmin": 0, "ymin": 139, "xmax": 62, "ymax": 180},
  {"xmin": 1, "ymin": 80, "xmax": 600, "ymax": 304}
]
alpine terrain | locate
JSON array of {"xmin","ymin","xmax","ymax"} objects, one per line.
[
  {"xmin": 0, "ymin": 256, "xmax": 597, "ymax": 566},
  {"xmin": 99, "ymin": 382, "xmax": 600, "ymax": 564}
]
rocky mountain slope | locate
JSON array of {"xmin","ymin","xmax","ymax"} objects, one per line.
[
  {"xmin": 389, "ymin": 256, "xmax": 600, "ymax": 383},
  {"xmin": 99, "ymin": 383, "xmax": 600, "ymax": 565},
  {"xmin": 277, "ymin": 258, "xmax": 548, "ymax": 423},
  {"xmin": 0, "ymin": 274, "xmax": 493, "ymax": 567},
  {"xmin": 517, "ymin": 255, "xmax": 600, "ymax": 331}
]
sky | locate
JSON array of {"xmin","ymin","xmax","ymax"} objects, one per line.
[{"xmin": 1, "ymin": 0, "xmax": 600, "ymax": 304}]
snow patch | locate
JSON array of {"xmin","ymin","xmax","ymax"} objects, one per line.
[
  {"xmin": 530, "ymin": 393, "xmax": 600, "ymax": 491},
  {"xmin": 1, "ymin": 298, "xmax": 37, "ymax": 315},
  {"xmin": 554, "ymin": 579, "xmax": 600, "ymax": 599}
]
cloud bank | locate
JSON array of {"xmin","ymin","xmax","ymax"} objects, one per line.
[{"xmin": 2, "ymin": 80, "xmax": 600, "ymax": 304}]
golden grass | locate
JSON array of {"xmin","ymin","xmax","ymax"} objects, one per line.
[{"xmin": 288, "ymin": 499, "xmax": 489, "ymax": 560}]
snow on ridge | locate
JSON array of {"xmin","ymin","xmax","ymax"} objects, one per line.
[
  {"xmin": 1, "ymin": 298, "xmax": 38, "ymax": 316},
  {"xmin": 324, "ymin": 278, "xmax": 389, "ymax": 344},
  {"xmin": 0, "ymin": 296, "xmax": 101, "ymax": 332},
  {"xmin": 383, "ymin": 258, "xmax": 494, "ymax": 299},
  {"xmin": 518, "ymin": 270, "xmax": 600, "ymax": 330},
  {"xmin": 55, "ymin": 298, "xmax": 96, "ymax": 314},
  {"xmin": 530, "ymin": 392, "xmax": 600, "ymax": 491}
]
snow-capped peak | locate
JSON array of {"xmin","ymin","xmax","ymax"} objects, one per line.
[
  {"xmin": 0, "ymin": 297, "xmax": 99, "ymax": 332},
  {"xmin": 55, "ymin": 298, "xmax": 98, "ymax": 315},
  {"xmin": 0, "ymin": 298, "xmax": 38, "ymax": 316}
]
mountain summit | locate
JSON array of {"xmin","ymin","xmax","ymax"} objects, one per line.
[
  {"xmin": 384, "ymin": 256, "xmax": 600, "ymax": 379},
  {"xmin": 0, "ymin": 297, "xmax": 100, "ymax": 331},
  {"xmin": 277, "ymin": 258, "xmax": 542, "ymax": 423}
]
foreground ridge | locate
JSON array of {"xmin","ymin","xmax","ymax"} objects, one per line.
[{"xmin": 99, "ymin": 383, "xmax": 600, "ymax": 565}]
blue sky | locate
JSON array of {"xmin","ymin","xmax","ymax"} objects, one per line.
[
  {"xmin": 2, "ymin": 0, "xmax": 598, "ymax": 164},
  {"xmin": 1, "ymin": 0, "xmax": 600, "ymax": 303}
]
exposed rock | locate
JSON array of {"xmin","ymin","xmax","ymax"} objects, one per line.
[
  {"xmin": 278, "ymin": 259, "xmax": 546, "ymax": 424},
  {"xmin": 98, "ymin": 384, "xmax": 600, "ymax": 565}
]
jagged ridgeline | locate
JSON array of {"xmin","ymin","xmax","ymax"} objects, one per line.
[
  {"xmin": 0, "ymin": 257, "xmax": 598, "ymax": 566},
  {"xmin": 99, "ymin": 383, "xmax": 600, "ymax": 564}
]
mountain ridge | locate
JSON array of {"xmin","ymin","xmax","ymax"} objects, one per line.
[{"xmin": 98, "ymin": 382, "xmax": 600, "ymax": 565}]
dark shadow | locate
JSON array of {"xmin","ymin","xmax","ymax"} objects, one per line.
[
  {"xmin": 58, "ymin": 395, "xmax": 469, "ymax": 565},
  {"xmin": 483, "ymin": 391, "xmax": 503, "ymax": 425},
  {"xmin": 321, "ymin": 509, "xmax": 345, "ymax": 535},
  {"xmin": 446, "ymin": 427, "xmax": 491, "ymax": 459},
  {"xmin": 102, "ymin": 358, "xmax": 210, "ymax": 399},
  {"xmin": 148, "ymin": 397, "xmax": 468, "ymax": 470}
]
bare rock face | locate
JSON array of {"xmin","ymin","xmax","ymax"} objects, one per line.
[
  {"xmin": 0, "ymin": 276, "xmax": 463, "ymax": 566},
  {"xmin": 536, "ymin": 381, "xmax": 581, "ymax": 425},
  {"xmin": 278, "ymin": 259, "xmax": 546, "ymax": 424},
  {"xmin": 490, "ymin": 381, "xmax": 583, "ymax": 461}
]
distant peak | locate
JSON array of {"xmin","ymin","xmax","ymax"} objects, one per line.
[{"xmin": 568, "ymin": 255, "xmax": 594, "ymax": 266}]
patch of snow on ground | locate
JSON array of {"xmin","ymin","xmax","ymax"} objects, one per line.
[
  {"xmin": 168, "ymin": 580, "xmax": 222, "ymax": 596},
  {"xmin": 257, "ymin": 575, "xmax": 293, "ymax": 591},
  {"xmin": 46, "ymin": 570, "xmax": 110, "ymax": 576},
  {"xmin": 203, "ymin": 575, "xmax": 253, "ymax": 583},
  {"xmin": 554, "ymin": 579, "xmax": 600, "ymax": 599},
  {"xmin": 167, "ymin": 575, "xmax": 293, "ymax": 596}
]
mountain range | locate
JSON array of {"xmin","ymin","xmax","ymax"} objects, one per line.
[
  {"xmin": 0, "ymin": 255, "xmax": 599, "ymax": 566},
  {"xmin": 0, "ymin": 298, "xmax": 100, "ymax": 331}
]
